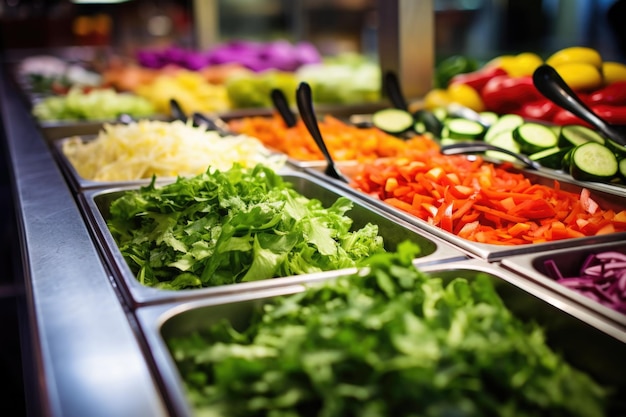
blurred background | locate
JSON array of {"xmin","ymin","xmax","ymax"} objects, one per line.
[{"xmin": 1, "ymin": 0, "xmax": 625, "ymax": 64}]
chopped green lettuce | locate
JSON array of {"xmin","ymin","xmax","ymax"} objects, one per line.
[
  {"xmin": 168, "ymin": 241, "xmax": 608, "ymax": 417},
  {"xmin": 107, "ymin": 164, "xmax": 385, "ymax": 290}
]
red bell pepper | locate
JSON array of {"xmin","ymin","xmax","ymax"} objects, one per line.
[
  {"xmin": 514, "ymin": 99, "xmax": 558, "ymax": 122},
  {"xmin": 480, "ymin": 75, "xmax": 543, "ymax": 113},
  {"xmin": 591, "ymin": 104, "xmax": 626, "ymax": 125},
  {"xmin": 448, "ymin": 66, "xmax": 507, "ymax": 91},
  {"xmin": 551, "ymin": 109, "xmax": 593, "ymax": 128},
  {"xmin": 588, "ymin": 82, "xmax": 626, "ymax": 106}
]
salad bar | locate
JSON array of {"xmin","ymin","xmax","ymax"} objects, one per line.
[{"xmin": 3, "ymin": 43, "xmax": 626, "ymax": 417}]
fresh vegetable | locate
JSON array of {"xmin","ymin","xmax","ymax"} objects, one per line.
[
  {"xmin": 559, "ymin": 125, "xmax": 605, "ymax": 148},
  {"xmin": 352, "ymin": 154, "xmax": 626, "ymax": 245},
  {"xmin": 546, "ymin": 46, "xmax": 603, "ymax": 70},
  {"xmin": 169, "ymin": 241, "xmax": 608, "ymax": 417},
  {"xmin": 32, "ymin": 87, "xmax": 155, "ymax": 121},
  {"xmin": 512, "ymin": 122, "xmax": 558, "ymax": 154},
  {"xmin": 569, "ymin": 142, "xmax": 619, "ymax": 182},
  {"xmin": 434, "ymin": 54, "xmax": 479, "ymax": 88},
  {"xmin": 448, "ymin": 65, "xmax": 507, "ymax": 91},
  {"xmin": 588, "ymin": 81, "xmax": 626, "ymax": 105},
  {"xmin": 544, "ymin": 250, "xmax": 626, "ymax": 313},
  {"xmin": 445, "ymin": 118, "xmax": 486, "ymax": 140},
  {"xmin": 602, "ymin": 61, "xmax": 626, "ymax": 84},
  {"xmin": 551, "ymin": 62, "xmax": 603, "ymax": 91},
  {"xmin": 62, "ymin": 119, "xmax": 285, "ymax": 181},
  {"xmin": 107, "ymin": 164, "xmax": 385, "ymax": 290},
  {"xmin": 481, "ymin": 75, "xmax": 542, "ymax": 113},
  {"xmin": 492, "ymin": 52, "xmax": 544, "ymax": 78},
  {"xmin": 371, "ymin": 108, "xmax": 414, "ymax": 135},
  {"xmin": 228, "ymin": 114, "xmax": 440, "ymax": 162}
]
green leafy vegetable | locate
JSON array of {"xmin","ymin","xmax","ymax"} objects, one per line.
[
  {"xmin": 107, "ymin": 164, "xmax": 385, "ymax": 290},
  {"xmin": 168, "ymin": 241, "xmax": 608, "ymax": 417}
]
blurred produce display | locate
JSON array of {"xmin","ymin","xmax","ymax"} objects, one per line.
[
  {"xmin": 107, "ymin": 164, "xmax": 385, "ymax": 290},
  {"xmin": 169, "ymin": 241, "xmax": 608, "ymax": 417},
  {"xmin": 32, "ymin": 87, "xmax": 155, "ymax": 122},
  {"xmin": 17, "ymin": 55, "xmax": 102, "ymax": 95},
  {"xmin": 351, "ymin": 153, "xmax": 626, "ymax": 245},
  {"xmin": 228, "ymin": 114, "xmax": 438, "ymax": 162},
  {"xmin": 423, "ymin": 46, "xmax": 626, "ymax": 127},
  {"xmin": 136, "ymin": 40, "xmax": 322, "ymax": 72},
  {"xmin": 134, "ymin": 70, "xmax": 231, "ymax": 115},
  {"xmin": 62, "ymin": 119, "xmax": 285, "ymax": 181},
  {"xmin": 225, "ymin": 69, "xmax": 298, "ymax": 109}
]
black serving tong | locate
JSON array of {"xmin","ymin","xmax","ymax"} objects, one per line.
[
  {"xmin": 270, "ymin": 88, "xmax": 297, "ymax": 128},
  {"xmin": 295, "ymin": 82, "xmax": 349, "ymax": 183},
  {"xmin": 533, "ymin": 64, "xmax": 626, "ymax": 147},
  {"xmin": 440, "ymin": 142, "xmax": 541, "ymax": 170},
  {"xmin": 384, "ymin": 70, "xmax": 409, "ymax": 111},
  {"xmin": 192, "ymin": 112, "xmax": 231, "ymax": 136},
  {"xmin": 169, "ymin": 98, "xmax": 187, "ymax": 121}
]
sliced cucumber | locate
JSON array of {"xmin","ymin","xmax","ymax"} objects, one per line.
[
  {"xmin": 412, "ymin": 109, "xmax": 443, "ymax": 137},
  {"xmin": 558, "ymin": 125, "xmax": 605, "ymax": 148},
  {"xmin": 605, "ymin": 137, "xmax": 626, "ymax": 158},
  {"xmin": 484, "ymin": 114, "xmax": 524, "ymax": 143},
  {"xmin": 513, "ymin": 122, "xmax": 559, "ymax": 154},
  {"xmin": 570, "ymin": 142, "xmax": 618, "ymax": 182},
  {"xmin": 485, "ymin": 129, "xmax": 521, "ymax": 163},
  {"xmin": 445, "ymin": 118, "xmax": 486, "ymax": 140},
  {"xmin": 478, "ymin": 111, "xmax": 499, "ymax": 127},
  {"xmin": 372, "ymin": 108, "xmax": 414, "ymax": 134},
  {"xmin": 432, "ymin": 107, "xmax": 448, "ymax": 122},
  {"xmin": 561, "ymin": 147, "xmax": 575, "ymax": 171},
  {"xmin": 528, "ymin": 147, "xmax": 572, "ymax": 170}
]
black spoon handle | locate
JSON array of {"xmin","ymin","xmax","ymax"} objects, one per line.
[
  {"xmin": 169, "ymin": 98, "xmax": 186, "ymax": 121},
  {"xmin": 270, "ymin": 88, "xmax": 297, "ymax": 128},
  {"xmin": 295, "ymin": 82, "xmax": 348, "ymax": 182},
  {"xmin": 533, "ymin": 64, "xmax": 626, "ymax": 146},
  {"xmin": 384, "ymin": 71, "xmax": 408, "ymax": 111}
]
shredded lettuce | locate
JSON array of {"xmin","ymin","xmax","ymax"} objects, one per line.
[
  {"xmin": 107, "ymin": 164, "xmax": 384, "ymax": 290},
  {"xmin": 168, "ymin": 241, "xmax": 608, "ymax": 417}
]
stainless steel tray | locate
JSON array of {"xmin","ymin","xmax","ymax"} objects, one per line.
[
  {"xmin": 135, "ymin": 259, "xmax": 626, "ymax": 417},
  {"xmin": 303, "ymin": 161, "xmax": 626, "ymax": 261},
  {"xmin": 501, "ymin": 241, "xmax": 626, "ymax": 328},
  {"xmin": 79, "ymin": 167, "xmax": 467, "ymax": 307}
]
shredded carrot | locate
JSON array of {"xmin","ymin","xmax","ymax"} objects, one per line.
[
  {"xmin": 351, "ymin": 153, "xmax": 626, "ymax": 245},
  {"xmin": 228, "ymin": 113, "xmax": 440, "ymax": 162}
]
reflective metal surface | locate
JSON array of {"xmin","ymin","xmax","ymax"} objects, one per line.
[{"xmin": 0, "ymin": 67, "xmax": 168, "ymax": 416}]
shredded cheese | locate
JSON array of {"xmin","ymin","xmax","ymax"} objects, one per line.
[{"xmin": 62, "ymin": 119, "xmax": 286, "ymax": 181}]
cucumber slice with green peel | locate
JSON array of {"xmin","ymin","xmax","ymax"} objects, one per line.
[
  {"xmin": 605, "ymin": 137, "xmax": 626, "ymax": 158},
  {"xmin": 485, "ymin": 129, "xmax": 521, "ymax": 163},
  {"xmin": 372, "ymin": 108, "xmax": 414, "ymax": 134},
  {"xmin": 432, "ymin": 107, "xmax": 448, "ymax": 122},
  {"xmin": 439, "ymin": 137, "xmax": 463, "ymax": 146},
  {"xmin": 484, "ymin": 114, "xmax": 524, "ymax": 143},
  {"xmin": 528, "ymin": 147, "xmax": 572, "ymax": 170},
  {"xmin": 513, "ymin": 122, "xmax": 559, "ymax": 154},
  {"xmin": 445, "ymin": 118, "xmax": 486, "ymax": 140},
  {"xmin": 412, "ymin": 109, "xmax": 443, "ymax": 137},
  {"xmin": 569, "ymin": 142, "xmax": 619, "ymax": 182},
  {"xmin": 558, "ymin": 125, "xmax": 605, "ymax": 148},
  {"xmin": 561, "ymin": 147, "xmax": 575, "ymax": 171},
  {"xmin": 478, "ymin": 111, "xmax": 499, "ymax": 127}
]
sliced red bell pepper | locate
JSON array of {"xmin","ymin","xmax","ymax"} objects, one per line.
[
  {"xmin": 480, "ymin": 75, "xmax": 543, "ymax": 113},
  {"xmin": 449, "ymin": 66, "xmax": 507, "ymax": 91},
  {"xmin": 514, "ymin": 99, "xmax": 558, "ymax": 122},
  {"xmin": 588, "ymin": 81, "xmax": 626, "ymax": 106}
]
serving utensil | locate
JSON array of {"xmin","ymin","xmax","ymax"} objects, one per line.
[
  {"xmin": 270, "ymin": 88, "xmax": 297, "ymax": 128},
  {"xmin": 533, "ymin": 64, "xmax": 626, "ymax": 147},
  {"xmin": 295, "ymin": 82, "xmax": 349, "ymax": 183},
  {"xmin": 440, "ymin": 141, "xmax": 541, "ymax": 170}
]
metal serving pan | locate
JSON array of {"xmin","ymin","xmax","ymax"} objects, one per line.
[
  {"xmin": 303, "ymin": 159, "xmax": 626, "ymax": 261},
  {"xmin": 79, "ymin": 167, "xmax": 467, "ymax": 307},
  {"xmin": 501, "ymin": 241, "xmax": 626, "ymax": 328},
  {"xmin": 135, "ymin": 259, "xmax": 626, "ymax": 417}
]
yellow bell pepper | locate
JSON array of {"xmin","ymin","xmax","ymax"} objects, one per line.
[
  {"xmin": 552, "ymin": 62, "xmax": 603, "ymax": 91},
  {"xmin": 546, "ymin": 46, "xmax": 603, "ymax": 69},
  {"xmin": 496, "ymin": 52, "xmax": 544, "ymax": 78},
  {"xmin": 602, "ymin": 61, "xmax": 626, "ymax": 85},
  {"xmin": 423, "ymin": 88, "xmax": 452, "ymax": 110},
  {"xmin": 447, "ymin": 83, "xmax": 485, "ymax": 112}
]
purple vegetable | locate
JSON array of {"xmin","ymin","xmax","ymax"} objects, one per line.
[{"xmin": 544, "ymin": 250, "xmax": 626, "ymax": 314}]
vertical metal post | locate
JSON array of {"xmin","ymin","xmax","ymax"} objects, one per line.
[
  {"xmin": 193, "ymin": 0, "xmax": 219, "ymax": 49},
  {"xmin": 378, "ymin": 0, "xmax": 434, "ymax": 101}
]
